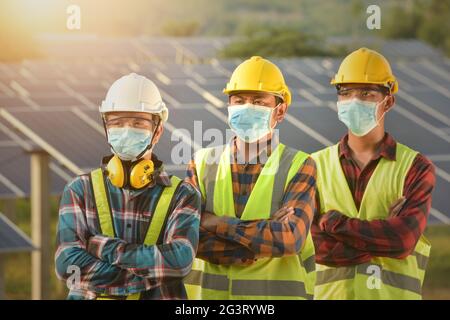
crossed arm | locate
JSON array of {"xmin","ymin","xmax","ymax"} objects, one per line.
[
  {"xmin": 312, "ymin": 154, "xmax": 435, "ymax": 267},
  {"xmin": 55, "ymin": 179, "xmax": 200, "ymax": 298},
  {"xmin": 185, "ymin": 157, "xmax": 317, "ymax": 265}
]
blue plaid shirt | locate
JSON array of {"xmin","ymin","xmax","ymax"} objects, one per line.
[{"xmin": 55, "ymin": 158, "xmax": 201, "ymax": 300}]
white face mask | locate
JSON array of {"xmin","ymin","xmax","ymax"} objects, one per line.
[
  {"xmin": 227, "ymin": 103, "xmax": 279, "ymax": 143},
  {"xmin": 337, "ymin": 96, "xmax": 388, "ymax": 137},
  {"xmin": 107, "ymin": 127, "xmax": 152, "ymax": 161}
]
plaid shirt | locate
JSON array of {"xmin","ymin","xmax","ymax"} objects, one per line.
[
  {"xmin": 55, "ymin": 155, "xmax": 201, "ymax": 300},
  {"xmin": 185, "ymin": 137, "xmax": 316, "ymax": 265},
  {"xmin": 312, "ymin": 133, "xmax": 435, "ymax": 267}
]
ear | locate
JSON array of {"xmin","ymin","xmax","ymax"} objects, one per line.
[
  {"xmin": 101, "ymin": 114, "xmax": 109, "ymax": 139},
  {"xmin": 384, "ymin": 95, "xmax": 395, "ymax": 112},
  {"xmin": 151, "ymin": 123, "xmax": 164, "ymax": 146},
  {"xmin": 275, "ymin": 102, "xmax": 288, "ymax": 122}
]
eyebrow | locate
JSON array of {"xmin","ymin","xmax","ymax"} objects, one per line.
[
  {"xmin": 338, "ymin": 87, "xmax": 383, "ymax": 93},
  {"xmin": 339, "ymin": 85, "xmax": 382, "ymax": 90},
  {"xmin": 231, "ymin": 94, "xmax": 270, "ymax": 99},
  {"xmin": 106, "ymin": 115, "xmax": 153, "ymax": 120}
]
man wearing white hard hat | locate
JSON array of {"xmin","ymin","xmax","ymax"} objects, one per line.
[{"xmin": 55, "ymin": 73, "xmax": 201, "ymax": 299}]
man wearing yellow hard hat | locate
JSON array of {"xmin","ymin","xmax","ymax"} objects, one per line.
[
  {"xmin": 311, "ymin": 48, "xmax": 435, "ymax": 299},
  {"xmin": 183, "ymin": 56, "xmax": 317, "ymax": 299},
  {"xmin": 55, "ymin": 73, "xmax": 200, "ymax": 299}
]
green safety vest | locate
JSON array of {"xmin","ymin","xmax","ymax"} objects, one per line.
[
  {"xmin": 89, "ymin": 168, "xmax": 182, "ymax": 300},
  {"xmin": 183, "ymin": 143, "xmax": 316, "ymax": 300},
  {"xmin": 312, "ymin": 143, "xmax": 431, "ymax": 300}
]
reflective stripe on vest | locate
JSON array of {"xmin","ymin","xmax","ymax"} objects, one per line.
[
  {"xmin": 90, "ymin": 168, "xmax": 182, "ymax": 300},
  {"xmin": 184, "ymin": 270, "xmax": 313, "ymax": 298},
  {"xmin": 315, "ymin": 263, "xmax": 423, "ymax": 295},
  {"xmin": 184, "ymin": 143, "xmax": 315, "ymax": 300},
  {"xmin": 312, "ymin": 143, "xmax": 431, "ymax": 300}
]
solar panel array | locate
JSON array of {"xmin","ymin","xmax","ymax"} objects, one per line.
[
  {"xmin": 0, "ymin": 212, "xmax": 34, "ymax": 253},
  {"xmin": 0, "ymin": 36, "xmax": 449, "ymax": 225}
]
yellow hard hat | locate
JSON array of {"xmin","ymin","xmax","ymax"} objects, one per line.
[
  {"xmin": 223, "ymin": 56, "xmax": 292, "ymax": 106},
  {"xmin": 331, "ymin": 47, "xmax": 398, "ymax": 94}
]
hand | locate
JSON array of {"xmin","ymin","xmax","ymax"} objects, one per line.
[
  {"xmin": 200, "ymin": 211, "xmax": 221, "ymax": 233},
  {"xmin": 316, "ymin": 211, "xmax": 341, "ymax": 232},
  {"xmin": 313, "ymin": 211, "xmax": 324, "ymax": 227},
  {"xmin": 388, "ymin": 196, "xmax": 406, "ymax": 217},
  {"xmin": 86, "ymin": 235, "xmax": 98, "ymax": 258},
  {"xmin": 272, "ymin": 206, "xmax": 295, "ymax": 222}
]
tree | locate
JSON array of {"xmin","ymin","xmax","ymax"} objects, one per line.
[
  {"xmin": 219, "ymin": 26, "xmax": 345, "ymax": 58},
  {"xmin": 417, "ymin": 0, "xmax": 450, "ymax": 55}
]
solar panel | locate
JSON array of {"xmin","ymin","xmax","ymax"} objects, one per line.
[
  {"xmin": 175, "ymin": 39, "xmax": 225, "ymax": 59},
  {"xmin": 160, "ymin": 84, "xmax": 209, "ymax": 104},
  {"xmin": 0, "ymin": 96, "xmax": 30, "ymax": 109},
  {"xmin": 185, "ymin": 64, "xmax": 228, "ymax": 79},
  {"xmin": 0, "ymin": 144, "xmax": 70, "ymax": 198},
  {"xmin": 0, "ymin": 37, "xmax": 448, "ymax": 225},
  {"xmin": 381, "ymin": 40, "xmax": 442, "ymax": 60},
  {"xmin": 0, "ymin": 212, "xmax": 35, "ymax": 253}
]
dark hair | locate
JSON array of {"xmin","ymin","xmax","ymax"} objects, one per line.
[
  {"xmin": 275, "ymin": 96, "xmax": 284, "ymax": 105},
  {"xmin": 228, "ymin": 94, "xmax": 284, "ymax": 106}
]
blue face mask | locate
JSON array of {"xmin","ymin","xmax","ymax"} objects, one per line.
[
  {"xmin": 337, "ymin": 98, "xmax": 386, "ymax": 137},
  {"xmin": 228, "ymin": 103, "xmax": 277, "ymax": 143},
  {"xmin": 107, "ymin": 127, "xmax": 152, "ymax": 161}
]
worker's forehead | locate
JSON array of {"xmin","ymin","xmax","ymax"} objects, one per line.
[
  {"xmin": 339, "ymin": 83, "xmax": 383, "ymax": 89},
  {"xmin": 105, "ymin": 112, "xmax": 154, "ymax": 119},
  {"xmin": 229, "ymin": 92, "xmax": 276, "ymax": 99}
]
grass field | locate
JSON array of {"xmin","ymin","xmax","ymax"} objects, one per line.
[{"xmin": 1, "ymin": 198, "xmax": 449, "ymax": 300}]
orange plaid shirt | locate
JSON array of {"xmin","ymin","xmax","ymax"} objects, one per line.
[{"xmin": 185, "ymin": 137, "xmax": 317, "ymax": 265}]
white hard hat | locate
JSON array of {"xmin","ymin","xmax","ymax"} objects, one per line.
[{"xmin": 100, "ymin": 73, "xmax": 169, "ymax": 122}]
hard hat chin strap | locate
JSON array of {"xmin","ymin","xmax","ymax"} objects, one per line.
[
  {"xmin": 375, "ymin": 95, "xmax": 390, "ymax": 125},
  {"xmin": 270, "ymin": 103, "xmax": 282, "ymax": 130},
  {"xmin": 133, "ymin": 117, "xmax": 161, "ymax": 161},
  {"xmin": 101, "ymin": 114, "xmax": 118, "ymax": 155}
]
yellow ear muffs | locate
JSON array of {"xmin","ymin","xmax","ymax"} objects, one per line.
[
  {"xmin": 106, "ymin": 155, "xmax": 155, "ymax": 189},
  {"xmin": 106, "ymin": 155, "xmax": 126, "ymax": 188},
  {"xmin": 129, "ymin": 159, "xmax": 154, "ymax": 189}
]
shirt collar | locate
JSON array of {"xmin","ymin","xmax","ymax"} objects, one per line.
[
  {"xmin": 338, "ymin": 132, "xmax": 397, "ymax": 161},
  {"xmin": 230, "ymin": 135, "xmax": 279, "ymax": 164},
  {"xmin": 122, "ymin": 153, "xmax": 171, "ymax": 198},
  {"xmin": 143, "ymin": 153, "xmax": 172, "ymax": 188}
]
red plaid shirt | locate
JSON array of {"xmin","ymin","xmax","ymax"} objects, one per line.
[{"xmin": 312, "ymin": 133, "xmax": 435, "ymax": 267}]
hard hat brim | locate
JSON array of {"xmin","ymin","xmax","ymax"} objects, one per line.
[
  {"xmin": 100, "ymin": 101, "xmax": 168, "ymax": 122},
  {"xmin": 224, "ymin": 89, "xmax": 283, "ymax": 99},
  {"xmin": 223, "ymin": 89, "xmax": 291, "ymax": 106},
  {"xmin": 330, "ymin": 79, "xmax": 398, "ymax": 94}
]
